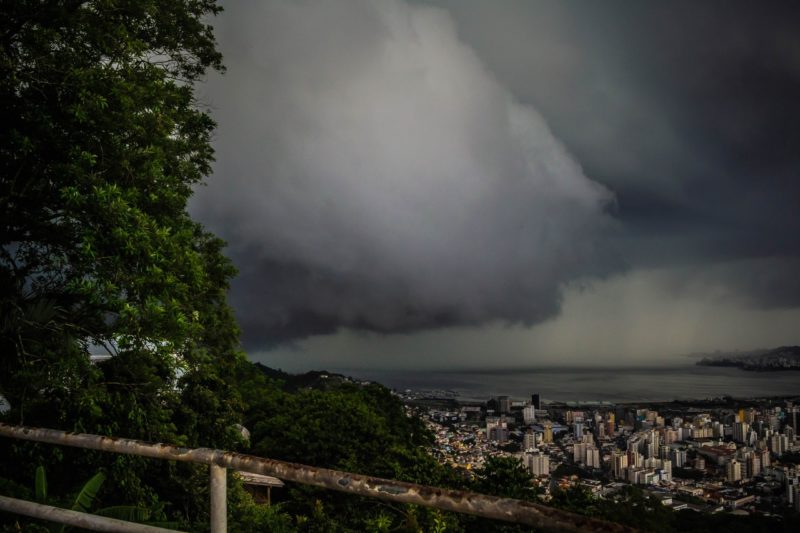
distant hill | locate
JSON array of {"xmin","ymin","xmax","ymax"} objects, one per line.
[
  {"xmin": 253, "ymin": 362, "xmax": 371, "ymax": 391},
  {"xmin": 696, "ymin": 346, "xmax": 800, "ymax": 371}
]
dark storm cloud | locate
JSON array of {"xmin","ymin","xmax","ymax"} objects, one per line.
[
  {"xmin": 193, "ymin": 0, "xmax": 800, "ymax": 351},
  {"xmin": 429, "ymin": 0, "xmax": 800, "ymax": 300},
  {"xmin": 192, "ymin": 0, "xmax": 619, "ymax": 348}
]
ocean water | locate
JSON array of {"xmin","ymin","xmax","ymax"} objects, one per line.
[{"xmin": 333, "ymin": 365, "xmax": 800, "ymax": 403}]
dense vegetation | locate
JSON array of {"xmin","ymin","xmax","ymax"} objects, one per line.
[
  {"xmin": 0, "ymin": 0, "xmax": 247, "ymax": 528},
  {"xmin": 234, "ymin": 365, "xmax": 467, "ymax": 532}
]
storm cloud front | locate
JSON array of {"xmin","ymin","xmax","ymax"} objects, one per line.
[
  {"xmin": 193, "ymin": 0, "xmax": 619, "ymax": 348},
  {"xmin": 192, "ymin": 0, "xmax": 800, "ymax": 364}
]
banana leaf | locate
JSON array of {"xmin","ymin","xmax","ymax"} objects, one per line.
[
  {"xmin": 70, "ymin": 471, "xmax": 106, "ymax": 513},
  {"xmin": 34, "ymin": 466, "xmax": 47, "ymax": 503}
]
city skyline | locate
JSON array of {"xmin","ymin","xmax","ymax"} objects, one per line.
[
  {"xmin": 413, "ymin": 382, "xmax": 800, "ymax": 516},
  {"xmin": 416, "ymin": 383, "xmax": 799, "ymax": 513}
]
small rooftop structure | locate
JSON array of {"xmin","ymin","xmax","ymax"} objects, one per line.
[
  {"xmin": 236, "ymin": 471, "xmax": 284, "ymax": 505},
  {"xmin": 236, "ymin": 472, "xmax": 284, "ymax": 487}
]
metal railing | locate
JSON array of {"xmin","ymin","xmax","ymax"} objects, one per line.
[{"xmin": 0, "ymin": 423, "xmax": 635, "ymax": 532}]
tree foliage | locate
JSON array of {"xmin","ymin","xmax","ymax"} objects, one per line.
[
  {"xmin": 470, "ymin": 456, "xmax": 538, "ymax": 501},
  {"xmin": 237, "ymin": 365, "xmax": 464, "ymax": 532},
  {"xmin": 0, "ymin": 0, "xmax": 246, "ymax": 525}
]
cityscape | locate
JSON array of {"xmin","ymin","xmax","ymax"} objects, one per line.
[{"xmin": 407, "ymin": 389, "xmax": 800, "ymax": 517}]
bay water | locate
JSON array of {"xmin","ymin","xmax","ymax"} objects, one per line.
[{"xmin": 334, "ymin": 365, "xmax": 800, "ymax": 403}]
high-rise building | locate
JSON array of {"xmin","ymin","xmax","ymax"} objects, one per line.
[
  {"xmin": 747, "ymin": 429, "xmax": 758, "ymax": 447},
  {"xmin": 574, "ymin": 442, "xmax": 600, "ymax": 468},
  {"xmin": 498, "ymin": 396, "xmax": 511, "ymax": 414},
  {"xmin": 645, "ymin": 431, "xmax": 659, "ymax": 459},
  {"xmin": 726, "ymin": 460, "xmax": 742, "ymax": 484},
  {"xmin": 644, "ymin": 457, "xmax": 662, "ymax": 470},
  {"xmin": 770, "ymin": 433, "xmax": 789, "ymax": 455},
  {"xmin": 490, "ymin": 426, "xmax": 508, "ymax": 442},
  {"xmin": 759, "ymin": 448, "xmax": 770, "ymax": 468},
  {"xmin": 606, "ymin": 413, "xmax": 616, "ymax": 436},
  {"xmin": 573, "ymin": 442, "xmax": 587, "ymax": 463},
  {"xmin": 627, "ymin": 437, "xmax": 640, "ymax": 454},
  {"xmin": 527, "ymin": 450, "xmax": 550, "ymax": 477},
  {"xmin": 733, "ymin": 421, "xmax": 750, "ymax": 443},
  {"xmin": 523, "ymin": 405, "xmax": 536, "ymax": 425},
  {"xmin": 659, "ymin": 444, "xmax": 671, "ymax": 460},
  {"xmin": 786, "ymin": 475, "xmax": 800, "ymax": 507},
  {"xmin": 586, "ymin": 446, "xmax": 601, "ymax": 468},
  {"xmin": 747, "ymin": 454, "xmax": 761, "ymax": 478},
  {"xmin": 531, "ymin": 394, "xmax": 541, "ymax": 410},
  {"xmin": 566, "ymin": 411, "xmax": 584, "ymax": 424},
  {"xmin": 543, "ymin": 422, "xmax": 553, "ymax": 444},
  {"xmin": 523, "ymin": 430, "xmax": 536, "ymax": 451},
  {"xmin": 670, "ymin": 448, "xmax": 687, "ymax": 468},
  {"xmin": 486, "ymin": 417, "xmax": 509, "ymax": 442},
  {"xmin": 486, "ymin": 416, "xmax": 499, "ymax": 434},
  {"xmin": 612, "ymin": 452, "xmax": 628, "ymax": 479},
  {"xmin": 628, "ymin": 450, "xmax": 644, "ymax": 468}
]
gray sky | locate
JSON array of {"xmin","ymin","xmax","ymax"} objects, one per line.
[{"xmin": 191, "ymin": 0, "xmax": 800, "ymax": 370}]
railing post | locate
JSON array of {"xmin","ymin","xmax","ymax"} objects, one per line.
[{"xmin": 209, "ymin": 464, "xmax": 226, "ymax": 533}]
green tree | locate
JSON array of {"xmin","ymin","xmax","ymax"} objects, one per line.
[
  {"xmin": 237, "ymin": 365, "xmax": 464, "ymax": 532},
  {"xmin": 461, "ymin": 456, "xmax": 538, "ymax": 533},
  {"xmin": 471, "ymin": 456, "xmax": 538, "ymax": 501},
  {"xmin": 0, "ymin": 0, "xmax": 245, "ymax": 524}
]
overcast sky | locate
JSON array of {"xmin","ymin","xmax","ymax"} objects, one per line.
[{"xmin": 191, "ymin": 0, "xmax": 800, "ymax": 370}]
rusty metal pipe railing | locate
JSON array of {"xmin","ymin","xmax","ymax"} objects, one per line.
[
  {"xmin": 0, "ymin": 423, "xmax": 635, "ymax": 532},
  {"xmin": 0, "ymin": 496, "xmax": 185, "ymax": 533}
]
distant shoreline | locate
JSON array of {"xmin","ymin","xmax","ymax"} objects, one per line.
[
  {"xmin": 403, "ymin": 390, "xmax": 800, "ymax": 406},
  {"xmin": 696, "ymin": 361, "xmax": 800, "ymax": 371},
  {"xmin": 693, "ymin": 345, "xmax": 800, "ymax": 371}
]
